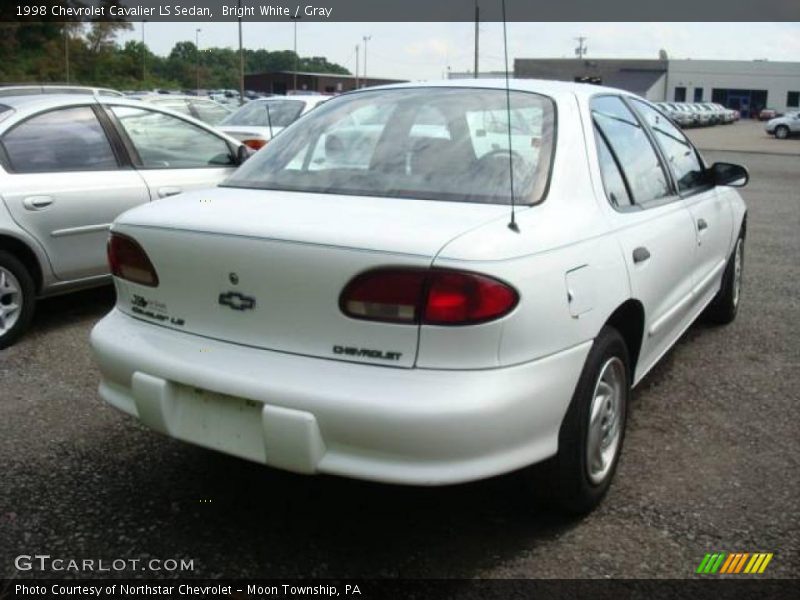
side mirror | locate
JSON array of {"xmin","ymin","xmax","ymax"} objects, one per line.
[
  {"xmin": 710, "ymin": 162, "xmax": 749, "ymax": 188},
  {"xmin": 236, "ymin": 144, "xmax": 253, "ymax": 166}
]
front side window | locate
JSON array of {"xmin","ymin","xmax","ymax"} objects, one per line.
[
  {"xmin": 221, "ymin": 100, "xmax": 305, "ymax": 128},
  {"xmin": 110, "ymin": 106, "xmax": 234, "ymax": 169},
  {"xmin": 224, "ymin": 88, "xmax": 556, "ymax": 205},
  {"xmin": 591, "ymin": 96, "xmax": 670, "ymax": 206},
  {"xmin": 631, "ymin": 99, "xmax": 706, "ymax": 193},
  {"xmin": 2, "ymin": 106, "xmax": 117, "ymax": 173}
]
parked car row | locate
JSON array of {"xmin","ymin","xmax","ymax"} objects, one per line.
[
  {"xmin": 655, "ymin": 102, "xmax": 738, "ymax": 128},
  {"xmin": 2, "ymin": 81, "xmax": 749, "ymax": 518}
]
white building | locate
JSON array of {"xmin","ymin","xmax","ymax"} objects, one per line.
[{"xmin": 514, "ymin": 58, "xmax": 800, "ymax": 115}]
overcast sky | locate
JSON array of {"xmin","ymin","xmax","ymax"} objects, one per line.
[{"xmin": 118, "ymin": 22, "xmax": 800, "ymax": 81}]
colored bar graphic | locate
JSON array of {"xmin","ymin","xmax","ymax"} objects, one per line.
[
  {"xmin": 720, "ymin": 553, "xmax": 736, "ymax": 573},
  {"xmin": 696, "ymin": 554, "xmax": 712, "ymax": 574},
  {"xmin": 758, "ymin": 553, "xmax": 773, "ymax": 573},
  {"xmin": 698, "ymin": 552, "xmax": 773, "ymax": 574}
]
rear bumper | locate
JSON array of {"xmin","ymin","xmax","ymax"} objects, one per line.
[{"xmin": 90, "ymin": 309, "xmax": 591, "ymax": 485}]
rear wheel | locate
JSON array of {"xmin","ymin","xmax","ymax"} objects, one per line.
[
  {"xmin": 774, "ymin": 125, "xmax": 789, "ymax": 140},
  {"xmin": 527, "ymin": 326, "xmax": 630, "ymax": 515},
  {"xmin": 704, "ymin": 234, "xmax": 744, "ymax": 325},
  {"xmin": 0, "ymin": 251, "xmax": 36, "ymax": 350}
]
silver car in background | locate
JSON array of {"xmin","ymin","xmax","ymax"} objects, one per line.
[
  {"xmin": 219, "ymin": 95, "xmax": 330, "ymax": 150},
  {"xmin": 0, "ymin": 94, "xmax": 248, "ymax": 348},
  {"xmin": 765, "ymin": 111, "xmax": 800, "ymax": 139}
]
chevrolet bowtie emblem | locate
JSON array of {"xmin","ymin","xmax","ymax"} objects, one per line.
[{"xmin": 218, "ymin": 291, "xmax": 256, "ymax": 311}]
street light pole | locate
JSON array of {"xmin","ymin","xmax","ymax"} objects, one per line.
[
  {"xmin": 355, "ymin": 44, "xmax": 359, "ymax": 89},
  {"xmin": 362, "ymin": 35, "xmax": 371, "ymax": 87},
  {"xmin": 141, "ymin": 20, "xmax": 146, "ymax": 84},
  {"xmin": 195, "ymin": 28, "xmax": 202, "ymax": 94},
  {"xmin": 64, "ymin": 26, "xmax": 70, "ymax": 84},
  {"xmin": 238, "ymin": 0, "xmax": 244, "ymax": 105},
  {"xmin": 474, "ymin": 1, "xmax": 479, "ymax": 77}
]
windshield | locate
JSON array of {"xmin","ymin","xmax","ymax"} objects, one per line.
[
  {"xmin": 224, "ymin": 87, "xmax": 556, "ymax": 205},
  {"xmin": 221, "ymin": 99, "xmax": 305, "ymax": 128}
]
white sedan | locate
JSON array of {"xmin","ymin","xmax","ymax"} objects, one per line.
[{"xmin": 91, "ymin": 80, "xmax": 748, "ymax": 514}]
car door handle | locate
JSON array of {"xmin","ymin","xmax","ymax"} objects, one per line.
[
  {"xmin": 22, "ymin": 196, "xmax": 54, "ymax": 210},
  {"xmin": 632, "ymin": 247, "xmax": 651, "ymax": 264},
  {"xmin": 157, "ymin": 187, "xmax": 182, "ymax": 198},
  {"xmin": 697, "ymin": 218, "xmax": 708, "ymax": 231}
]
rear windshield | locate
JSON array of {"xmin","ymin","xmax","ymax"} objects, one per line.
[
  {"xmin": 224, "ymin": 87, "xmax": 556, "ymax": 205},
  {"xmin": 221, "ymin": 99, "xmax": 305, "ymax": 128}
]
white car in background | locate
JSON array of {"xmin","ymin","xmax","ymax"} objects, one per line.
[
  {"xmin": 218, "ymin": 95, "xmax": 329, "ymax": 150},
  {"xmin": 0, "ymin": 94, "xmax": 247, "ymax": 348},
  {"xmin": 91, "ymin": 80, "xmax": 748, "ymax": 514},
  {"xmin": 765, "ymin": 111, "xmax": 800, "ymax": 139}
]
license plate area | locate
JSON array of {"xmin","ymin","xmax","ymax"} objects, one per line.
[{"xmin": 171, "ymin": 386, "xmax": 265, "ymax": 462}]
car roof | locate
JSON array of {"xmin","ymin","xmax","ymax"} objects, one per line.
[
  {"xmin": 253, "ymin": 95, "xmax": 328, "ymax": 103},
  {"xmin": 353, "ymin": 78, "xmax": 637, "ymax": 101},
  {"xmin": 138, "ymin": 94, "xmax": 223, "ymax": 103}
]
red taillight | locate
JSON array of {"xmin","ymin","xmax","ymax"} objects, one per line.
[
  {"xmin": 107, "ymin": 233, "xmax": 159, "ymax": 287},
  {"xmin": 340, "ymin": 268, "xmax": 518, "ymax": 326},
  {"xmin": 243, "ymin": 138, "xmax": 267, "ymax": 150}
]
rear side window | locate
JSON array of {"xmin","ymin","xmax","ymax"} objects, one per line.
[
  {"xmin": 2, "ymin": 106, "xmax": 118, "ymax": 173},
  {"xmin": 591, "ymin": 96, "xmax": 670, "ymax": 206},
  {"xmin": 594, "ymin": 129, "xmax": 632, "ymax": 208},
  {"xmin": 630, "ymin": 99, "xmax": 706, "ymax": 193}
]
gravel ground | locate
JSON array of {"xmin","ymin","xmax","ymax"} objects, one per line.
[{"xmin": 0, "ymin": 151, "xmax": 797, "ymax": 580}]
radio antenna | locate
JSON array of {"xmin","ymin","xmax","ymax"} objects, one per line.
[
  {"xmin": 265, "ymin": 102, "xmax": 274, "ymax": 139},
  {"xmin": 501, "ymin": 0, "xmax": 519, "ymax": 233}
]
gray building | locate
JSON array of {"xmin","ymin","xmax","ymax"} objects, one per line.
[{"xmin": 514, "ymin": 58, "xmax": 800, "ymax": 115}]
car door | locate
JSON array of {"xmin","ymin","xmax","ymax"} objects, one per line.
[
  {"xmin": 0, "ymin": 104, "xmax": 150, "ymax": 281},
  {"xmin": 630, "ymin": 98, "xmax": 734, "ymax": 305},
  {"xmin": 105, "ymin": 104, "xmax": 238, "ymax": 200},
  {"xmin": 590, "ymin": 96, "xmax": 698, "ymax": 380}
]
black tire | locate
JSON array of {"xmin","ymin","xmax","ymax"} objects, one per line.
[
  {"xmin": 774, "ymin": 125, "xmax": 789, "ymax": 140},
  {"xmin": 0, "ymin": 250, "xmax": 36, "ymax": 350},
  {"xmin": 527, "ymin": 326, "xmax": 630, "ymax": 515},
  {"xmin": 703, "ymin": 234, "xmax": 744, "ymax": 325}
]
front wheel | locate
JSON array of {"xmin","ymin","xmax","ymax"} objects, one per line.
[
  {"xmin": 0, "ymin": 251, "xmax": 36, "ymax": 350},
  {"xmin": 527, "ymin": 326, "xmax": 630, "ymax": 515},
  {"xmin": 774, "ymin": 125, "xmax": 789, "ymax": 139}
]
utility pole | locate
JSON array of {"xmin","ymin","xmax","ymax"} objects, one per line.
[
  {"xmin": 474, "ymin": 1, "xmax": 479, "ymax": 78},
  {"xmin": 355, "ymin": 44, "xmax": 359, "ymax": 88},
  {"xmin": 362, "ymin": 35, "xmax": 371, "ymax": 87},
  {"xmin": 64, "ymin": 26, "xmax": 70, "ymax": 84},
  {"xmin": 195, "ymin": 28, "xmax": 202, "ymax": 94},
  {"xmin": 575, "ymin": 36, "xmax": 587, "ymax": 60},
  {"xmin": 238, "ymin": 0, "xmax": 244, "ymax": 105},
  {"xmin": 141, "ymin": 20, "xmax": 146, "ymax": 84}
]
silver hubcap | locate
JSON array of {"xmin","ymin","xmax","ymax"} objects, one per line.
[
  {"xmin": 586, "ymin": 357, "xmax": 625, "ymax": 485},
  {"xmin": 0, "ymin": 267, "xmax": 23, "ymax": 336},
  {"xmin": 776, "ymin": 127, "xmax": 787, "ymax": 139},
  {"xmin": 732, "ymin": 239, "xmax": 743, "ymax": 308}
]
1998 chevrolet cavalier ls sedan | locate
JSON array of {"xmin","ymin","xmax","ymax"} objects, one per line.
[{"xmin": 90, "ymin": 80, "xmax": 748, "ymax": 513}]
